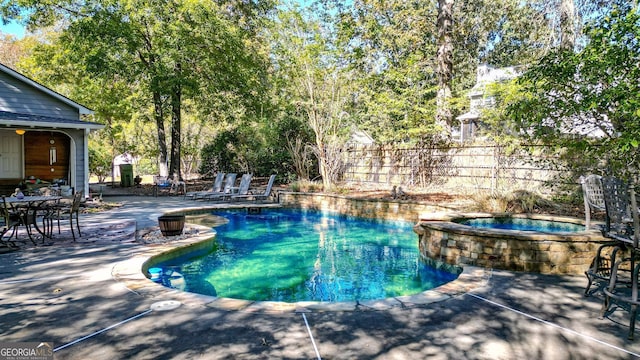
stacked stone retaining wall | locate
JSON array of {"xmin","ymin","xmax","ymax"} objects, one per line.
[
  {"xmin": 278, "ymin": 192, "xmax": 452, "ymax": 221},
  {"xmin": 414, "ymin": 214, "xmax": 608, "ymax": 275}
]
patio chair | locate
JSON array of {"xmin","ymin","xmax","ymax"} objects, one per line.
[
  {"xmin": 209, "ymin": 173, "xmax": 252, "ymax": 202},
  {"xmin": 185, "ymin": 173, "xmax": 224, "ymax": 200},
  {"xmin": 580, "ymin": 174, "xmax": 606, "ymax": 230},
  {"xmin": 202, "ymin": 173, "xmax": 237, "ymax": 201},
  {"xmin": 169, "ymin": 174, "xmax": 186, "ymax": 196},
  {"xmin": 0, "ymin": 196, "xmax": 19, "ymax": 248},
  {"xmin": 153, "ymin": 176, "xmax": 171, "ymax": 197},
  {"xmin": 600, "ymin": 178, "xmax": 640, "ymax": 339},
  {"xmin": 230, "ymin": 173, "xmax": 253, "ymax": 199},
  {"xmin": 67, "ymin": 191, "xmax": 83, "ymax": 241},
  {"xmin": 230, "ymin": 174, "xmax": 277, "ymax": 203},
  {"xmin": 585, "ymin": 176, "xmax": 632, "ymax": 296},
  {"xmin": 47, "ymin": 191, "xmax": 83, "ymax": 241}
]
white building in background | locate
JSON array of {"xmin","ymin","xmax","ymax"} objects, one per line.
[{"xmin": 454, "ymin": 64, "xmax": 520, "ymax": 142}]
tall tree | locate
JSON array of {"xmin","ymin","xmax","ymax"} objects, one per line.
[
  {"xmin": 435, "ymin": 0, "xmax": 454, "ymax": 136},
  {"xmin": 2, "ymin": 0, "xmax": 272, "ymax": 178},
  {"xmin": 270, "ymin": 7, "xmax": 350, "ymax": 189},
  {"xmin": 559, "ymin": 0, "xmax": 576, "ymax": 49},
  {"xmin": 333, "ymin": 0, "xmax": 440, "ymax": 142}
]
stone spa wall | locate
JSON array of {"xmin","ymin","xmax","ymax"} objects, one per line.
[{"xmin": 414, "ymin": 213, "xmax": 608, "ymax": 275}]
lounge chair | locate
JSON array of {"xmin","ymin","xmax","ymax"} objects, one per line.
[
  {"xmin": 230, "ymin": 174, "xmax": 276, "ymax": 203},
  {"xmin": 153, "ymin": 175, "xmax": 185, "ymax": 197},
  {"xmin": 215, "ymin": 173, "xmax": 252, "ymax": 202},
  {"xmin": 186, "ymin": 173, "xmax": 224, "ymax": 200},
  {"xmin": 203, "ymin": 173, "xmax": 237, "ymax": 201}
]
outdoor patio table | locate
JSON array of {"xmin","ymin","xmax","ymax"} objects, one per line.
[{"xmin": 5, "ymin": 195, "xmax": 62, "ymax": 243}]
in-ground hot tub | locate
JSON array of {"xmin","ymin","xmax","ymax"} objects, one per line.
[{"xmin": 414, "ymin": 213, "xmax": 608, "ymax": 275}]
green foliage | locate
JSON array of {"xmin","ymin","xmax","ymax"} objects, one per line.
[
  {"xmin": 506, "ymin": 6, "xmax": 640, "ymax": 179},
  {"xmin": 480, "ymin": 80, "xmax": 526, "ymax": 147},
  {"xmin": 198, "ymin": 113, "xmax": 309, "ymax": 179},
  {"xmin": 3, "ymin": 0, "xmax": 274, "ymax": 178},
  {"xmin": 3, "ymin": 0, "xmax": 634, "ymax": 189},
  {"xmin": 199, "ymin": 129, "xmax": 245, "ymax": 176},
  {"xmin": 88, "ymin": 139, "xmax": 113, "ymax": 183},
  {"xmin": 333, "ymin": 0, "xmax": 440, "ymax": 141}
]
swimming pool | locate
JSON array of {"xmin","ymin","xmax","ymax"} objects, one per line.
[
  {"xmin": 149, "ymin": 208, "xmax": 459, "ymax": 302},
  {"xmin": 455, "ymin": 217, "xmax": 584, "ymax": 233}
]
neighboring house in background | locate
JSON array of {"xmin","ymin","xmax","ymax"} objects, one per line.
[
  {"xmin": 0, "ymin": 63, "xmax": 104, "ymax": 196},
  {"xmin": 454, "ymin": 64, "xmax": 611, "ymax": 142},
  {"xmin": 454, "ymin": 64, "xmax": 520, "ymax": 142},
  {"xmin": 347, "ymin": 129, "xmax": 375, "ymax": 146}
]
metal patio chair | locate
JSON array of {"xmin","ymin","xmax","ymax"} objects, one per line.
[
  {"xmin": 47, "ymin": 191, "xmax": 83, "ymax": 241},
  {"xmin": 0, "ymin": 196, "xmax": 19, "ymax": 248},
  {"xmin": 580, "ymin": 174, "xmax": 606, "ymax": 230},
  {"xmin": 584, "ymin": 175, "xmax": 627, "ymax": 296},
  {"xmin": 600, "ymin": 177, "xmax": 640, "ymax": 339}
]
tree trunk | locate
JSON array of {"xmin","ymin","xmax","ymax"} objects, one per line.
[
  {"xmin": 169, "ymin": 82, "xmax": 181, "ymax": 180},
  {"xmin": 436, "ymin": 0, "xmax": 454, "ymax": 138},
  {"xmin": 169, "ymin": 62, "xmax": 182, "ymax": 179},
  {"xmin": 559, "ymin": 0, "xmax": 576, "ymax": 50},
  {"xmin": 153, "ymin": 91, "xmax": 169, "ymax": 177},
  {"xmin": 317, "ymin": 142, "xmax": 331, "ymax": 191}
]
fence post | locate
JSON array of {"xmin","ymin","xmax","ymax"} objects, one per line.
[{"xmin": 491, "ymin": 146, "xmax": 498, "ymax": 193}]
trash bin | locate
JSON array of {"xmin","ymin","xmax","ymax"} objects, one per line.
[{"xmin": 119, "ymin": 164, "xmax": 134, "ymax": 187}]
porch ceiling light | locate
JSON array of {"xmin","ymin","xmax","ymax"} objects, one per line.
[{"xmin": 15, "ymin": 129, "xmax": 25, "ymax": 135}]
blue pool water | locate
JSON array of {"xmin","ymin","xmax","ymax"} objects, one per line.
[
  {"xmin": 456, "ymin": 217, "xmax": 584, "ymax": 233},
  {"xmin": 150, "ymin": 208, "xmax": 459, "ymax": 302}
]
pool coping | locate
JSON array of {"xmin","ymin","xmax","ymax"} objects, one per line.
[{"xmin": 112, "ymin": 220, "xmax": 492, "ymax": 313}]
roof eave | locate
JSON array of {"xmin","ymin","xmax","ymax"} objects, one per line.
[{"xmin": 0, "ymin": 119, "xmax": 105, "ymax": 130}]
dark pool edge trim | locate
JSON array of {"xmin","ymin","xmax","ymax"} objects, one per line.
[{"xmin": 111, "ymin": 221, "xmax": 490, "ymax": 313}]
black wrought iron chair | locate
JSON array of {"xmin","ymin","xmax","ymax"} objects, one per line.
[
  {"xmin": 0, "ymin": 196, "xmax": 19, "ymax": 248},
  {"xmin": 67, "ymin": 191, "xmax": 83, "ymax": 241},
  {"xmin": 600, "ymin": 177, "xmax": 640, "ymax": 340},
  {"xmin": 44, "ymin": 191, "xmax": 83, "ymax": 241},
  {"xmin": 584, "ymin": 176, "xmax": 630, "ymax": 296}
]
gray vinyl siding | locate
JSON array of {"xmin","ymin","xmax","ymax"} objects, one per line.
[
  {"xmin": 66, "ymin": 129, "xmax": 86, "ymax": 191},
  {"xmin": 0, "ymin": 72, "xmax": 79, "ymax": 119}
]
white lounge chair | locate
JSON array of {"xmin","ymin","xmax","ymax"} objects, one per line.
[
  {"xmin": 230, "ymin": 174, "xmax": 276, "ymax": 203},
  {"xmin": 222, "ymin": 174, "xmax": 252, "ymax": 201},
  {"xmin": 186, "ymin": 173, "xmax": 225, "ymax": 200},
  {"xmin": 203, "ymin": 173, "xmax": 237, "ymax": 201}
]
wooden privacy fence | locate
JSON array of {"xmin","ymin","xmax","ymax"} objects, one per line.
[{"xmin": 341, "ymin": 144, "xmax": 562, "ymax": 194}]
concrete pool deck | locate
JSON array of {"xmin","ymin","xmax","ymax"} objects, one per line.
[{"xmin": 2, "ymin": 196, "xmax": 640, "ymax": 359}]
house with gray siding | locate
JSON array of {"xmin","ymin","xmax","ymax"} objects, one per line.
[
  {"xmin": 454, "ymin": 65, "xmax": 520, "ymax": 142},
  {"xmin": 0, "ymin": 62, "xmax": 104, "ymax": 196}
]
